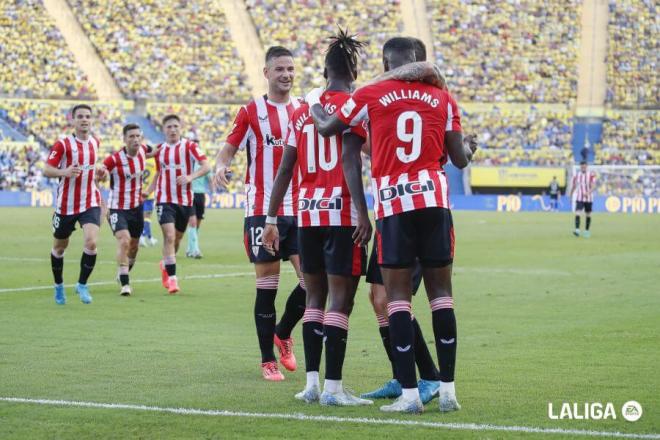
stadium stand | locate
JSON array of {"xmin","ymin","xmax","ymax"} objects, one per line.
[
  {"xmin": 428, "ymin": 0, "xmax": 581, "ymax": 103},
  {"xmin": 67, "ymin": 0, "xmax": 250, "ymax": 102},
  {"xmin": 606, "ymin": 0, "xmax": 658, "ymax": 108},
  {"xmin": 596, "ymin": 111, "xmax": 658, "ymax": 165},
  {"xmin": 245, "ymin": 0, "xmax": 404, "ymax": 95},
  {"xmin": 0, "ymin": 0, "xmax": 94, "ymax": 99},
  {"xmin": 0, "ymin": 143, "xmax": 49, "ymax": 191},
  {"xmin": 463, "ymin": 105, "xmax": 574, "ymax": 166}
]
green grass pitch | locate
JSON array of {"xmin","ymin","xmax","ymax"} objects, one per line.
[{"xmin": 0, "ymin": 208, "xmax": 658, "ymax": 439}]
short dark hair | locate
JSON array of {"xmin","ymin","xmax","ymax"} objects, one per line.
[
  {"xmin": 162, "ymin": 114, "xmax": 180, "ymax": 125},
  {"xmin": 265, "ymin": 46, "xmax": 293, "ymax": 63},
  {"xmin": 409, "ymin": 37, "xmax": 426, "ymax": 62},
  {"xmin": 71, "ymin": 104, "xmax": 92, "ymax": 117},
  {"xmin": 383, "ymin": 37, "xmax": 416, "ymax": 57},
  {"xmin": 580, "ymin": 160, "xmax": 587, "ymax": 165},
  {"xmin": 122, "ymin": 123, "xmax": 140, "ymax": 136}
]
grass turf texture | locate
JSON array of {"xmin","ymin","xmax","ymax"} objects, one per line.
[{"xmin": 0, "ymin": 207, "xmax": 658, "ymax": 439}]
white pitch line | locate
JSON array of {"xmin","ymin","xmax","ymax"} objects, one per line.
[
  {"xmin": 0, "ymin": 269, "xmax": 297, "ymax": 294},
  {"xmin": 0, "ymin": 397, "xmax": 657, "ymax": 439},
  {"xmin": 0, "ymin": 256, "xmax": 252, "ymax": 268}
]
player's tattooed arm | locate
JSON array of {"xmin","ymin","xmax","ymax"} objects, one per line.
[
  {"xmin": 214, "ymin": 143, "xmax": 239, "ymax": 188},
  {"xmin": 263, "ymin": 145, "xmax": 298, "ymax": 255},
  {"xmin": 342, "ymin": 132, "xmax": 372, "ymax": 246},
  {"xmin": 365, "ymin": 62, "xmax": 447, "ymax": 90},
  {"xmin": 305, "ymin": 88, "xmax": 350, "ymax": 137},
  {"xmin": 446, "ymin": 133, "xmax": 478, "ymax": 169}
]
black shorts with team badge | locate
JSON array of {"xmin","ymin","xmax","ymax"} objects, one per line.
[
  {"xmin": 108, "ymin": 206, "xmax": 144, "ymax": 238},
  {"xmin": 52, "ymin": 207, "xmax": 101, "ymax": 239},
  {"xmin": 299, "ymin": 226, "xmax": 366, "ymax": 277},
  {"xmin": 193, "ymin": 193, "xmax": 206, "ymax": 220},
  {"xmin": 244, "ymin": 215, "xmax": 298, "ymax": 263},
  {"xmin": 575, "ymin": 201, "xmax": 593, "ymax": 213},
  {"xmin": 375, "ymin": 207, "xmax": 454, "ymax": 269},
  {"xmin": 156, "ymin": 203, "xmax": 192, "ymax": 233},
  {"xmin": 366, "ymin": 244, "xmax": 423, "ymax": 295}
]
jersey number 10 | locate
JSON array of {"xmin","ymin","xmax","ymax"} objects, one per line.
[{"xmin": 302, "ymin": 124, "xmax": 338, "ymax": 173}]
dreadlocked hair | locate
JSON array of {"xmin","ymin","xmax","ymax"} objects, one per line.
[{"xmin": 324, "ymin": 27, "xmax": 367, "ymax": 81}]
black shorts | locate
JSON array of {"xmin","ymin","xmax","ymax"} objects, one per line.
[
  {"xmin": 52, "ymin": 207, "xmax": 101, "ymax": 239},
  {"xmin": 156, "ymin": 203, "xmax": 192, "ymax": 233},
  {"xmin": 550, "ymin": 194, "xmax": 558, "ymax": 201},
  {"xmin": 244, "ymin": 215, "xmax": 298, "ymax": 263},
  {"xmin": 299, "ymin": 226, "xmax": 366, "ymax": 277},
  {"xmin": 193, "ymin": 193, "xmax": 206, "ymax": 220},
  {"xmin": 375, "ymin": 207, "xmax": 454, "ymax": 268},
  {"xmin": 366, "ymin": 245, "xmax": 423, "ymax": 295},
  {"xmin": 109, "ymin": 206, "xmax": 144, "ymax": 238},
  {"xmin": 576, "ymin": 201, "xmax": 593, "ymax": 213}
]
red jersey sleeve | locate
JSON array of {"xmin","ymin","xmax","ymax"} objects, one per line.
[
  {"xmin": 46, "ymin": 140, "xmax": 65, "ymax": 167},
  {"xmin": 226, "ymin": 106, "xmax": 251, "ymax": 149},
  {"xmin": 338, "ymin": 87, "xmax": 371, "ymax": 127},
  {"xmin": 445, "ymin": 93, "xmax": 462, "ymax": 132},
  {"xmin": 103, "ymin": 154, "xmax": 116, "ymax": 171},
  {"xmin": 188, "ymin": 142, "xmax": 207, "ymax": 162},
  {"xmin": 285, "ymin": 120, "xmax": 297, "ymax": 149}
]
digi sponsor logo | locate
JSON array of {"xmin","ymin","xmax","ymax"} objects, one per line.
[
  {"xmin": 298, "ymin": 197, "xmax": 342, "ymax": 211},
  {"xmin": 379, "ymin": 180, "xmax": 435, "ymax": 202}
]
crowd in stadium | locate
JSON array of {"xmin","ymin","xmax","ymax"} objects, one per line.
[
  {"xmin": 246, "ymin": 0, "xmax": 404, "ymax": 96},
  {"xmin": 429, "ymin": 0, "xmax": 580, "ymax": 103},
  {"xmin": 597, "ymin": 111, "xmax": 658, "ymax": 165},
  {"xmin": 0, "ymin": 145, "xmax": 47, "ymax": 191},
  {"xmin": 67, "ymin": 0, "xmax": 250, "ymax": 102},
  {"xmin": 0, "ymin": 0, "xmax": 93, "ymax": 99},
  {"xmin": 606, "ymin": 0, "xmax": 657, "ymax": 108}
]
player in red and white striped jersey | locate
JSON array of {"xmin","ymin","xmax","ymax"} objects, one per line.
[
  {"xmin": 144, "ymin": 114, "xmax": 210, "ymax": 294},
  {"xmin": 570, "ymin": 161, "xmax": 597, "ymax": 237},
  {"xmin": 100, "ymin": 124, "xmax": 151, "ymax": 296},
  {"xmin": 262, "ymin": 30, "xmax": 372, "ymax": 406},
  {"xmin": 43, "ymin": 104, "xmax": 103, "ymax": 305},
  {"xmin": 306, "ymin": 38, "xmax": 477, "ymax": 413},
  {"xmin": 214, "ymin": 46, "xmax": 306, "ymax": 382}
]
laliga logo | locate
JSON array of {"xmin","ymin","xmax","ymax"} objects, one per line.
[
  {"xmin": 379, "ymin": 180, "xmax": 435, "ymax": 202},
  {"xmin": 547, "ymin": 401, "xmax": 642, "ymax": 422},
  {"xmin": 299, "ymin": 197, "xmax": 342, "ymax": 211}
]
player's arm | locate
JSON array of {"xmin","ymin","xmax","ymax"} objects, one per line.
[
  {"xmin": 366, "ymin": 61, "xmax": 447, "ymax": 90},
  {"xmin": 262, "ymin": 145, "xmax": 298, "ymax": 255},
  {"xmin": 342, "ymin": 132, "xmax": 372, "ymax": 246},
  {"xmin": 43, "ymin": 142, "xmax": 80, "ymax": 178},
  {"xmin": 97, "ymin": 154, "xmax": 115, "ymax": 181},
  {"xmin": 177, "ymin": 160, "xmax": 211, "ymax": 186},
  {"xmin": 447, "ymin": 133, "xmax": 478, "ymax": 169},
  {"xmin": 305, "ymin": 88, "xmax": 350, "ymax": 137},
  {"xmin": 214, "ymin": 142, "xmax": 239, "ymax": 187}
]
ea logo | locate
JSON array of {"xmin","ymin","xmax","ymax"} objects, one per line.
[
  {"xmin": 605, "ymin": 196, "xmax": 621, "ymax": 213},
  {"xmin": 621, "ymin": 401, "xmax": 642, "ymax": 422}
]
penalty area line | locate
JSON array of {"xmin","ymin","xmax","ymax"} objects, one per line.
[{"xmin": 0, "ymin": 397, "xmax": 658, "ymax": 439}]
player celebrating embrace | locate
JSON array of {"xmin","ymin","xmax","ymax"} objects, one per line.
[
  {"xmin": 215, "ymin": 46, "xmax": 305, "ymax": 381},
  {"xmin": 100, "ymin": 124, "xmax": 151, "ymax": 296},
  {"xmin": 44, "ymin": 104, "xmax": 102, "ymax": 305},
  {"xmin": 263, "ymin": 30, "xmax": 372, "ymax": 406},
  {"xmin": 146, "ymin": 115, "xmax": 210, "ymax": 294},
  {"xmin": 307, "ymin": 37, "xmax": 477, "ymax": 413}
]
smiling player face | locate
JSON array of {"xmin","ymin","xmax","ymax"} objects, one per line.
[{"xmin": 264, "ymin": 56, "xmax": 295, "ymax": 95}]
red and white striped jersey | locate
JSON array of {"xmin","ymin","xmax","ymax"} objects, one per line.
[
  {"xmin": 338, "ymin": 80, "xmax": 461, "ymax": 219},
  {"xmin": 103, "ymin": 145, "xmax": 150, "ymax": 210},
  {"xmin": 226, "ymin": 95, "xmax": 301, "ymax": 217},
  {"xmin": 572, "ymin": 170, "xmax": 596, "ymax": 202},
  {"xmin": 46, "ymin": 134, "xmax": 102, "ymax": 215},
  {"xmin": 285, "ymin": 90, "xmax": 367, "ymax": 227},
  {"xmin": 154, "ymin": 138, "xmax": 207, "ymax": 207}
]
